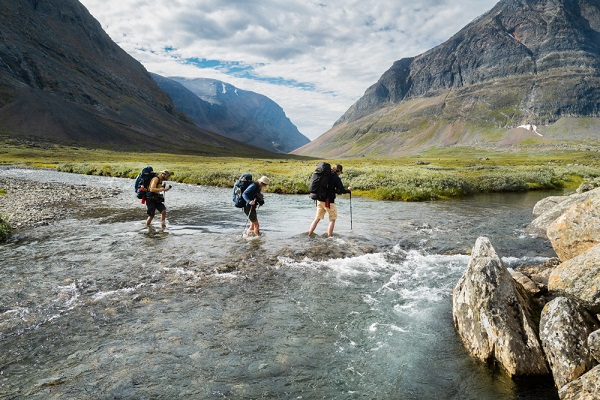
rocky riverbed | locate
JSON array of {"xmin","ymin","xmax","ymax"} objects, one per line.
[{"xmin": 0, "ymin": 177, "xmax": 120, "ymax": 230}]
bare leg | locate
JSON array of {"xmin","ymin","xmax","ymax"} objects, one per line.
[
  {"xmin": 251, "ymin": 221, "xmax": 260, "ymax": 236},
  {"xmin": 327, "ymin": 220, "xmax": 336, "ymax": 237},
  {"xmin": 308, "ymin": 217, "xmax": 320, "ymax": 236},
  {"xmin": 160, "ymin": 210, "xmax": 167, "ymax": 228},
  {"xmin": 146, "ymin": 215, "xmax": 154, "ymax": 226}
]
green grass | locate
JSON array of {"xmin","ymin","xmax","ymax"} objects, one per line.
[{"xmin": 2, "ymin": 138, "xmax": 600, "ymax": 202}]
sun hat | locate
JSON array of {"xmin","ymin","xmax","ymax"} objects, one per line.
[{"xmin": 258, "ymin": 176, "xmax": 271, "ymax": 185}]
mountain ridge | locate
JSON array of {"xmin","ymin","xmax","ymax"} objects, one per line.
[
  {"xmin": 153, "ymin": 75, "xmax": 310, "ymax": 153},
  {"xmin": 295, "ymin": 0, "xmax": 600, "ymax": 157},
  {"xmin": 0, "ymin": 0, "xmax": 272, "ymax": 156}
]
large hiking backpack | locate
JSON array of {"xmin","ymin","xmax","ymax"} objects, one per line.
[
  {"xmin": 134, "ymin": 166, "xmax": 156, "ymax": 199},
  {"xmin": 308, "ymin": 162, "xmax": 331, "ymax": 201},
  {"xmin": 232, "ymin": 173, "xmax": 253, "ymax": 208}
]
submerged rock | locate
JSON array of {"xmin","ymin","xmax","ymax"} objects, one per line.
[
  {"xmin": 548, "ymin": 244, "xmax": 600, "ymax": 313},
  {"xmin": 539, "ymin": 297, "xmax": 599, "ymax": 389},
  {"xmin": 452, "ymin": 237, "xmax": 549, "ymax": 377}
]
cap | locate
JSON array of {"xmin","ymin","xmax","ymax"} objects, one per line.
[
  {"xmin": 258, "ymin": 176, "xmax": 271, "ymax": 185},
  {"xmin": 161, "ymin": 170, "xmax": 171, "ymax": 177}
]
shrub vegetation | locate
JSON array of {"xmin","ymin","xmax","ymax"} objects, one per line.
[{"xmin": 2, "ymin": 137, "xmax": 600, "ymax": 202}]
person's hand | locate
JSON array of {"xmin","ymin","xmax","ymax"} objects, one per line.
[
  {"xmin": 348, "ymin": 186, "xmax": 353, "ymax": 191},
  {"xmin": 250, "ymin": 199, "xmax": 256, "ymax": 205}
]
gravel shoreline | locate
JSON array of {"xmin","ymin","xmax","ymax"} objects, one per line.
[{"xmin": 0, "ymin": 177, "xmax": 120, "ymax": 230}]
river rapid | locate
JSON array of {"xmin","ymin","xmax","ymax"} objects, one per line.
[{"xmin": 0, "ymin": 168, "xmax": 560, "ymax": 399}]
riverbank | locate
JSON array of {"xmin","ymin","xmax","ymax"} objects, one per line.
[{"xmin": 0, "ymin": 176, "xmax": 119, "ymax": 230}]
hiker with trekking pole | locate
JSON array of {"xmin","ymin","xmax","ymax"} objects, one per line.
[
  {"xmin": 238, "ymin": 175, "xmax": 270, "ymax": 237},
  {"xmin": 308, "ymin": 163, "xmax": 352, "ymax": 237}
]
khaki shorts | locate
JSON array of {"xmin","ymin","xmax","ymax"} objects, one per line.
[{"xmin": 315, "ymin": 201, "xmax": 337, "ymax": 221}]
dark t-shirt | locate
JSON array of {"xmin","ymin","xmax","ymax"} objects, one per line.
[{"xmin": 328, "ymin": 174, "xmax": 350, "ymax": 203}]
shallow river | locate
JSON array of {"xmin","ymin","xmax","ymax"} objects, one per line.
[{"xmin": 0, "ymin": 168, "xmax": 560, "ymax": 399}]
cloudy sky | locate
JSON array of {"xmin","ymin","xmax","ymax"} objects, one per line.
[{"xmin": 79, "ymin": 0, "xmax": 499, "ymax": 140}]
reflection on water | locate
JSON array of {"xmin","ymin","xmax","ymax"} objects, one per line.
[{"xmin": 0, "ymin": 168, "xmax": 559, "ymax": 399}]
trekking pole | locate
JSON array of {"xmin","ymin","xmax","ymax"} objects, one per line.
[{"xmin": 350, "ymin": 191, "xmax": 353, "ymax": 230}]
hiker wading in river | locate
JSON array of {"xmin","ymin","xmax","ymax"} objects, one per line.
[
  {"xmin": 308, "ymin": 164, "xmax": 351, "ymax": 237},
  {"xmin": 242, "ymin": 175, "xmax": 270, "ymax": 237},
  {"xmin": 146, "ymin": 170, "xmax": 172, "ymax": 228}
]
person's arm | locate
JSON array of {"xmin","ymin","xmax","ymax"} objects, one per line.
[
  {"xmin": 334, "ymin": 175, "xmax": 351, "ymax": 194},
  {"xmin": 242, "ymin": 183, "xmax": 258, "ymax": 204}
]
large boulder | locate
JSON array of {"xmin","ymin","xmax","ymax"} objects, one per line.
[
  {"xmin": 452, "ymin": 237, "xmax": 549, "ymax": 377},
  {"xmin": 527, "ymin": 188, "xmax": 600, "ymax": 238},
  {"xmin": 539, "ymin": 297, "xmax": 599, "ymax": 388},
  {"xmin": 548, "ymin": 244, "xmax": 600, "ymax": 313},
  {"xmin": 547, "ymin": 197, "xmax": 600, "ymax": 261},
  {"xmin": 558, "ymin": 365, "xmax": 600, "ymax": 400},
  {"xmin": 532, "ymin": 195, "xmax": 570, "ymax": 218}
]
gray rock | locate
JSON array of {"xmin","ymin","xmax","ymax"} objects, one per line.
[
  {"xmin": 533, "ymin": 196, "xmax": 570, "ymax": 218},
  {"xmin": 527, "ymin": 188, "xmax": 600, "ymax": 238},
  {"xmin": 540, "ymin": 297, "xmax": 599, "ymax": 389},
  {"xmin": 547, "ymin": 196, "xmax": 600, "ymax": 261},
  {"xmin": 589, "ymin": 330, "xmax": 600, "ymax": 363},
  {"xmin": 509, "ymin": 268, "xmax": 542, "ymax": 296},
  {"xmin": 549, "ymin": 244, "xmax": 600, "ymax": 313},
  {"xmin": 452, "ymin": 237, "xmax": 549, "ymax": 377},
  {"xmin": 558, "ymin": 365, "xmax": 600, "ymax": 400}
]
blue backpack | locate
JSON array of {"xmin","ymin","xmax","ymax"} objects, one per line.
[
  {"xmin": 232, "ymin": 173, "xmax": 253, "ymax": 207},
  {"xmin": 134, "ymin": 166, "xmax": 156, "ymax": 199}
]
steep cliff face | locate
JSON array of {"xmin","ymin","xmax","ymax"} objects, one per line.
[
  {"xmin": 296, "ymin": 0, "xmax": 600, "ymax": 157},
  {"xmin": 155, "ymin": 76, "xmax": 310, "ymax": 153},
  {"xmin": 0, "ymin": 0, "xmax": 265, "ymax": 155}
]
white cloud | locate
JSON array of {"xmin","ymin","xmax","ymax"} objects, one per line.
[{"xmin": 79, "ymin": 0, "xmax": 499, "ymax": 140}]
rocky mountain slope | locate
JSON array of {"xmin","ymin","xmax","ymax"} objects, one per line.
[
  {"xmin": 153, "ymin": 75, "xmax": 310, "ymax": 153},
  {"xmin": 0, "ymin": 0, "xmax": 269, "ymax": 156},
  {"xmin": 295, "ymin": 0, "xmax": 600, "ymax": 157}
]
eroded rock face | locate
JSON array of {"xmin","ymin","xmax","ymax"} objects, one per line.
[
  {"xmin": 452, "ymin": 237, "xmax": 549, "ymax": 377},
  {"xmin": 548, "ymin": 245, "xmax": 600, "ymax": 313},
  {"xmin": 558, "ymin": 365, "xmax": 600, "ymax": 400},
  {"xmin": 547, "ymin": 197, "xmax": 600, "ymax": 261},
  {"xmin": 540, "ymin": 297, "xmax": 599, "ymax": 389}
]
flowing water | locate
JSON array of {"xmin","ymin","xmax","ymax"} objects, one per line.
[{"xmin": 0, "ymin": 168, "xmax": 560, "ymax": 399}]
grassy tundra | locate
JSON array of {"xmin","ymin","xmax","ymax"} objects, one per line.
[{"xmin": 2, "ymin": 138, "xmax": 600, "ymax": 201}]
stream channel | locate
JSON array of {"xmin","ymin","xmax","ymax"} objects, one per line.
[{"xmin": 0, "ymin": 168, "xmax": 561, "ymax": 399}]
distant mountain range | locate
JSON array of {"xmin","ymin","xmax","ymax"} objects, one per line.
[
  {"xmin": 152, "ymin": 75, "xmax": 310, "ymax": 153},
  {"xmin": 0, "ymin": 0, "xmax": 293, "ymax": 157},
  {"xmin": 295, "ymin": 0, "xmax": 600, "ymax": 157}
]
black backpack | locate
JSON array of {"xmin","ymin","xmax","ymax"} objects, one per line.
[
  {"xmin": 134, "ymin": 166, "xmax": 156, "ymax": 199},
  {"xmin": 232, "ymin": 173, "xmax": 253, "ymax": 208},
  {"xmin": 308, "ymin": 162, "xmax": 331, "ymax": 201}
]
